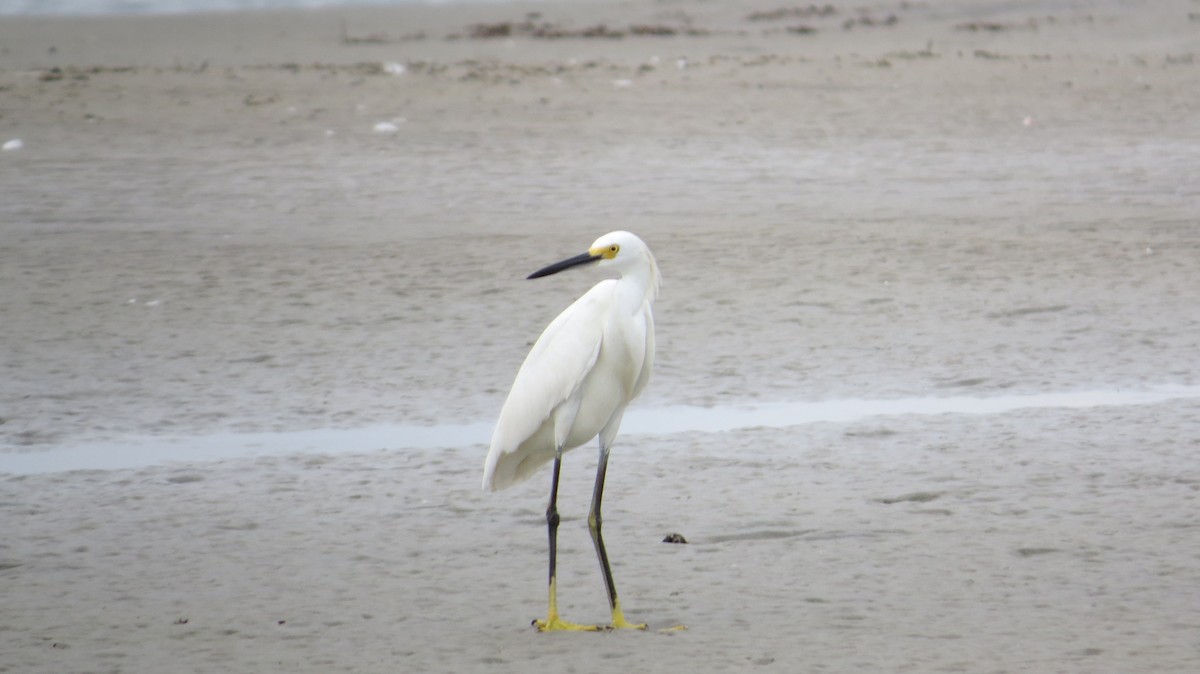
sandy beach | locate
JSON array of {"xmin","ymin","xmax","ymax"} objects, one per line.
[{"xmin": 2, "ymin": 0, "xmax": 1199, "ymax": 671}]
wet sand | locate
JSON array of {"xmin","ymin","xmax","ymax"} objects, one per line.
[{"xmin": 2, "ymin": 0, "xmax": 1199, "ymax": 671}]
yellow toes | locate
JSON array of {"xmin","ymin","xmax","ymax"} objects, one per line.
[
  {"xmin": 534, "ymin": 615, "xmax": 684, "ymax": 632},
  {"xmin": 609, "ymin": 600, "xmax": 647, "ymax": 630},
  {"xmin": 533, "ymin": 616, "xmax": 601, "ymax": 632},
  {"xmin": 608, "ymin": 616, "xmax": 648, "ymax": 630}
]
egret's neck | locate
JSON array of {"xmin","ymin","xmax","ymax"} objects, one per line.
[{"xmin": 614, "ymin": 253, "xmax": 660, "ymax": 314}]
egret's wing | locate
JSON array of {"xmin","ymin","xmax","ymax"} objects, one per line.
[{"xmin": 483, "ymin": 281, "xmax": 613, "ymax": 491}]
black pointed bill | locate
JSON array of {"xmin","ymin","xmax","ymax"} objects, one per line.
[{"xmin": 527, "ymin": 251, "xmax": 601, "ymax": 279}]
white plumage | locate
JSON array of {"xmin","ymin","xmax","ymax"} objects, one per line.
[
  {"xmin": 483, "ymin": 231, "xmax": 659, "ymax": 491},
  {"xmin": 481, "ymin": 230, "xmax": 662, "ymax": 631}
]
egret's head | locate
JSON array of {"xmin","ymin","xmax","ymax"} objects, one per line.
[
  {"xmin": 527, "ymin": 231, "xmax": 660, "ymax": 299},
  {"xmin": 586, "ymin": 231, "xmax": 649, "ymax": 273}
]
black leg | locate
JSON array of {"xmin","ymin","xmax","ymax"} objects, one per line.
[
  {"xmin": 534, "ymin": 444, "xmax": 597, "ymax": 631},
  {"xmin": 546, "ymin": 446, "xmax": 563, "ymax": 591},
  {"xmin": 588, "ymin": 443, "xmax": 646, "ymax": 630}
]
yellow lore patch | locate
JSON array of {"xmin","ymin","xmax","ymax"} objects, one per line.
[{"xmin": 590, "ymin": 243, "xmax": 620, "ymax": 259}]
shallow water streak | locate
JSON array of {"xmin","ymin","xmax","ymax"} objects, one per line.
[
  {"xmin": 2, "ymin": 385, "xmax": 1198, "ymax": 474},
  {"xmin": 622, "ymin": 385, "xmax": 1200, "ymax": 435}
]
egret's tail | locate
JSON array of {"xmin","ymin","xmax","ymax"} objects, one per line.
[{"xmin": 482, "ymin": 424, "xmax": 557, "ymax": 491}]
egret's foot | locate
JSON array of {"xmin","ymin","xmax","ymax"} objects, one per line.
[
  {"xmin": 533, "ymin": 616, "xmax": 601, "ymax": 632},
  {"xmin": 607, "ymin": 616, "xmax": 648, "ymax": 630},
  {"xmin": 658, "ymin": 624, "xmax": 688, "ymax": 633},
  {"xmin": 607, "ymin": 601, "xmax": 647, "ymax": 630}
]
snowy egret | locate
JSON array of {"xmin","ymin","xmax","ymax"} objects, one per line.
[{"xmin": 483, "ymin": 231, "xmax": 661, "ymax": 632}]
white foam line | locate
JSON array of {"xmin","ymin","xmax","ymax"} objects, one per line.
[{"xmin": 2, "ymin": 385, "xmax": 1199, "ymax": 474}]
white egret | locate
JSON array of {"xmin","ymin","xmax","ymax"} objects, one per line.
[{"xmin": 483, "ymin": 231, "xmax": 661, "ymax": 632}]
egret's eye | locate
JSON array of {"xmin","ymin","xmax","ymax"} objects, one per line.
[{"xmin": 609, "ymin": 244, "xmax": 619, "ymax": 255}]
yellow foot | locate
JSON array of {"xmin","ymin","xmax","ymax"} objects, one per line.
[
  {"xmin": 608, "ymin": 616, "xmax": 648, "ymax": 630},
  {"xmin": 533, "ymin": 616, "xmax": 600, "ymax": 632}
]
